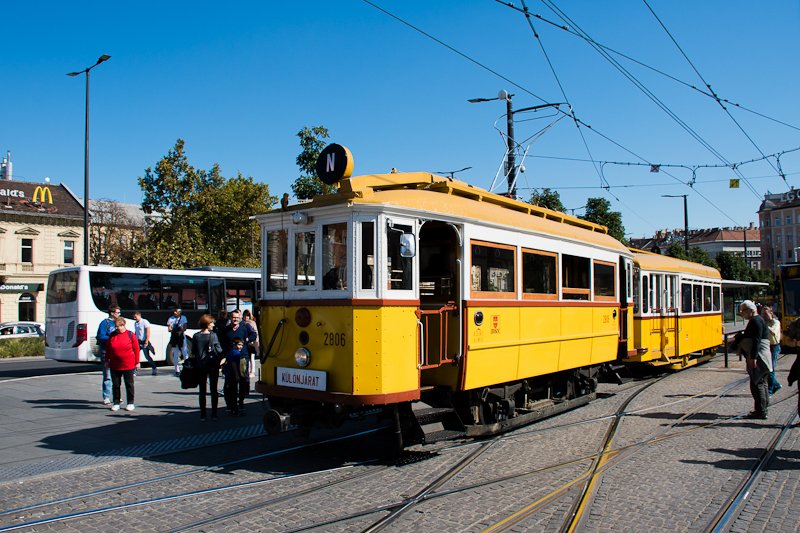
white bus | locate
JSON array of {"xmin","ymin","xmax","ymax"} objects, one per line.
[{"xmin": 45, "ymin": 265, "xmax": 260, "ymax": 364}]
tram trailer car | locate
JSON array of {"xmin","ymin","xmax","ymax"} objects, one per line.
[
  {"xmin": 779, "ymin": 263, "xmax": 800, "ymax": 352},
  {"xmin": 255, "ymin": 145, "xmax": 640, "ymax": 448},
  {"xmin": 623, "ymin": 250, "xmax": 723, "ymax": 370}
]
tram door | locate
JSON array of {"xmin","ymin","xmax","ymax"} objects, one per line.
[
  {"xmin": 658, "ymin": 275, "xmax": 678, "ymax": 359},
  {"xmin": 417, "ymin": 221, "xmax": 462, "ymax": 378}
]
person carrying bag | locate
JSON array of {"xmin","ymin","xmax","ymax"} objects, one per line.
[{"xmin": 189, "ymin": 314, "xmax": 224, "ymax": 420}]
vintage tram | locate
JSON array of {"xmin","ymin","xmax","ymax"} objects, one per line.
[{"xmin": 256, "ymin": 145, "xmax": 640, "ymax": 447}]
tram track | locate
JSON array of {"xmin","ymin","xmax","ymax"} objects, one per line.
[{"xmin": 2, "ymin": 368, "xmax": 787, "ymax": 532}]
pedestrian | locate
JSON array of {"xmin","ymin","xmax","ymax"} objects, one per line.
[
  {"xmin": 761, "ymin": 306, "xmax": 782, "ymax": 394},
  {"xmin": 241, "ymin": 308, "xmax": 260, "ymax": 378},
  {"xmin": 134, "ymin": 311, "xmax": 157, "ymax": 376},
  {"xmin": 788, "ymin": 355, "xmax": 800, "ymax": 413},
  {"xmin": 96, "ymin": 305, "xmax": 120, "ymax": 405},
  {"xmin": 218, "ymin": 309, "xmax": 257, "ymax": 414},
  {"xmin": 223, "ymin": 337, "xmax": 248, "ymax": 416},
  {"xmin": 105, "ymin": 316, "xmax": 140, "ymax": 412},
  {"xmin": 190, "ymin": 314, "xmax": 224, "ymax": 421},
  {"xmin": 167, "ymin": 308, "xmax": 188, "ymax": 376},
  {"xmin": 730, "ymin": 300, "xmax": 773, "ymax": 419}
]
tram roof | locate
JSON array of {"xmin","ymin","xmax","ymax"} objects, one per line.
[
  {"xmin": 272, "ymin": 172, "xmax": 629, "ymax": 251},
  {"xmin": 631, "ymin": 248, "xmax": 721, "ymax": 279}
]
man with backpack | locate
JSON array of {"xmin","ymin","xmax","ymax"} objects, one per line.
[
  {"xmin": 167, "ymin": 308, "xmax": 188, "ymax": 376},
  {"xmin": 96, "ymin": 305, "xmax": 120, "ymax": 405}
]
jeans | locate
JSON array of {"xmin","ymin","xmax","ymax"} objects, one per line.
[
  {"xmin": 100, "ymin": 351, "xmax": 112, "ymax": 400},
  {"xmin": 110, "ymin": 369, "xmax": 135, "ymax": 405},
  {"xmin": 769, "ymin": 344, "xmax": 781, "ymax": 392},
  {"xmin": 171, "ymin": 338, "xmax": 188, "ymax": 374},
  {"xmin": 140, "ymin": 341, "xmax": 157, "ymax": 373},
  {"xmin": 198, "ymin": 364, "xmax": 220, "ymax": 418}
]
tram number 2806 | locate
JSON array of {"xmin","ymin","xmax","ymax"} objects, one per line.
[{"xmin": 324, "ymin": 332, "xmax": 346, "ymax": 347}]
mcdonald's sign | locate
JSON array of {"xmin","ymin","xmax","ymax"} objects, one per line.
[{"xmin": 32, "ymin": 186, "xmax": 53, "ymax": 204}]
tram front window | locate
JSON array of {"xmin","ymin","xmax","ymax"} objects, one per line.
[
  {"xmin": 783, "ymin": 278, "xmax": 800, "ymax": 316},
  {"xmin": 387, "ymin": 222, "xmax": 413, "ymax": 290},
  {"xmin": 323, "ymin": 223, "xmax": 348, "ymax": 290}
]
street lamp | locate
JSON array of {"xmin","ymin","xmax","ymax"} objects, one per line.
[
  {"xmin": 662, "ymin": 194, "xmax": 689, "ymax": 255},
  {"xmin": 68, "ymin": 54, "xmax": 111, "ymax": 265},
  {"xmin": 469, "ymin": 90, "xmax": 564, "ymax": 198}
]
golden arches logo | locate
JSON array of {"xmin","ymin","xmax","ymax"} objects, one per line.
[{"xmin": 32, "ymin": 186, "xmax": 53, "ymax": 204}]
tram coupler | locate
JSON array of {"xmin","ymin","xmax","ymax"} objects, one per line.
[{"xmin": 263, "ymin": 409, "xmax": 291, "ymax": 435}]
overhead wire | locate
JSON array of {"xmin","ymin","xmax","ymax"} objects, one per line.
[
  {"xmin": 361, "ymin": 0, "xmax": 745, "ymax": 226},
  {"xmin": 538, "ymin": 0, "xmax": 763, "ymax": 201},
  {"xmin": 642, "ymin": 0, "xmax": 787, "ymax": 186}
]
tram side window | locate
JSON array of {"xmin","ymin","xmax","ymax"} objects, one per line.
[
  {"xmin": 322, "ymin": 223, "xmax": 348, "ymax": 290},
  {"xmin": 266, "ymin": 230, "xmax": 288, "ymax": 292},
  {"xmin": 593, "ymin": 261, "xmax": 616, "ymax": 301},
  {"xmin": 681, "ymin": 283, "xmax": 692, "ymax": 313},
  {"xmin": 703, "ymin": 285, "xmax": 712, "ymax": 312},
  {"xmin": 522, "ymin": 250, "xmax": 557, "ymax": 299},
  {"xmin": 712, "ymin": 286, "xmax": 721, "ymax": 311},
  {"xmin": 471, "ymin": 241, "xmax": 515, "ymax": 296},
  {"xmin": 295, "ymin": 231, "xmax": 316, "ymax": 287},
  {"xmin": 642, "ymin": 275, "xmax": 649, "ymax": 313},
  {"xmin": 632, "ymin": 268, "xmax": 640, "ymax": 313},
  {"xmin": 692, "ymin": 284, "xmax": 702, "ymax": 312},
  {"xmin": 361, "ymin": 222, "xmax": 375, "ymax": 290},
  {"xmin": 387, "ymin": 222, "xmax": 413, "ymax": 290},
  {"xmin": 562, "ymin": 254, "xmax": 590, "ymax": 300}
]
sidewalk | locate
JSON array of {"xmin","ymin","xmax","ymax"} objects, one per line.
[{"xmin": 0, "ymin": 369, "xmax": 265, "ymax": 483}]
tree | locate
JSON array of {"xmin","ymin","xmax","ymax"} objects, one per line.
[
  {"xmin": 688, "ymin": 247, "xmax": 716, "ymax": 268},
  {"xmin": 664, "ymin": 242, "xmax": 689, "ymax": 261},
  {"xmin": 528, "ymin": 188, "xmax": 565, "ymax": 213},
  {"xmin": 292, "ymin": 126, "xmax": 333, "ymax": 200},
  {"xmin": 580, "ymin": 197, "xmax": 625, "ymax": 242},
  {"xmin": 715, "ymin": 251, "xmax": 748, "ymax": 281},
  {"xmin": 138, "ymin": 139, "xmax": 276, "ymax": 269},
  {"xmin": 89, "ymin": 199, "xmax": 141, "ymax": 266}
]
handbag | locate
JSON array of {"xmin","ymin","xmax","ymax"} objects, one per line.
[{"xmin": 179, "ymin": 358, "xmax": 201, "ymax": 389}]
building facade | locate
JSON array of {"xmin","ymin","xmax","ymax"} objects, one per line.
[
  {"xmin": 629, "ymin": 226, "xmax": 761, "ymax": 268},
  {"xmin": 759, "ymin": 189, "xmax": 800, "ymax": 273},
  {"xmin": 0, "ymin": 178, "xmax": 86, "ymax": 323}
]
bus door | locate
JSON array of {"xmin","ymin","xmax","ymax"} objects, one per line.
[{"xmin": 417, "ymin": 221, "xmax": 462, "ymax": 379}]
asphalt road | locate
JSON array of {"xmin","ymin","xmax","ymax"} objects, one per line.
[{"xmin": 0, "ymin": 357, "xmax": 98, "ymax": 380}]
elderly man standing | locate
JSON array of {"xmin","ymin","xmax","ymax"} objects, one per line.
[{"xmin": 732, "ymin": 300, "xmax": 773, "ymax": 419}]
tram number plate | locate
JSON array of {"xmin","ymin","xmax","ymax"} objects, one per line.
[{"xmin": 276, "ymin": 367, "xmax": 327, "ymax": 391}]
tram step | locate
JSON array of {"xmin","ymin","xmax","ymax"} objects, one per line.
[
  {"xmin": 413, "ymin": 407, "xmax": 458, "ymax": 425},
  {"xmin": 422, "ymin": 429, "xmax": 467, "ymax": 444}
]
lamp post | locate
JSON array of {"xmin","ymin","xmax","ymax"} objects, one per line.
[
  {"xmin": 662, "ymin": 194, "xmax": 689, "ymax": 255},
  {"xmin": 469, "ymin": 90, "xmax": 564, "ymax": 198},
  {"xmin": 68, "ymin": 54, "xmax": 111, "ymax": 266}
]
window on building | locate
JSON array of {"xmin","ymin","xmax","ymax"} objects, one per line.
[
  {"xmin": 471, "ymin": 241, "xmax": 515, "ymax": 297},
  {"xmin": 522, "ymin": 249, "xmax": 557, "ymax": 299},
  {"xmin": 20, "ymin": 238, "xmax": 33, "ymax": 263},
  {"xmin": 787, "ymin": 216, "xmax": 792, "ymax": 225},
  {"xmin": 63, "ymin": 241, "xmax": 75, "ymax": 264},
  {"xmin": 776, "ymin": 217, "xmax": 781, "ymax": 226},
  {"xmin": 778, "ymin": 249, "xmax": 782, "ymax": 259}
]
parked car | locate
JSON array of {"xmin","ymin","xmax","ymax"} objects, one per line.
[{"xmin": 0, "ymin": 322, "xmax": 45, "ymax": 339}]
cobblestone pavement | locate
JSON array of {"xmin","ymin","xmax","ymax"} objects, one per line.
[{"xmin": 0, "ymin": 353, "xmax": 798, "ymax": 532}]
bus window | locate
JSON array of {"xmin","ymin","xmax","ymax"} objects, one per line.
[
  {"xmin": 322, "ymin": 223, "xmax": 348, "ymax": 290},
  {"xmin": 46, "ymin": 270, "xmax": 78, "ymax": 304},
  {"xmin": 267, "ymin": 230, "xmax": 288, "ymax": 292}
]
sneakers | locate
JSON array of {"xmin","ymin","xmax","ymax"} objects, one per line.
[
  {"xmin": 111, "ymin": 404, "xmax": 120, "ymax": 412},
  {"xmin": 125, "ymin": 404, "xmax": 135, "ymax": 412},
  {"xmin": 103, "ymin": 398, "xmax": 112, "ymax": 405}
]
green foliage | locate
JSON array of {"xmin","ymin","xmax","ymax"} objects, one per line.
[
  {"xmin": 715, "ymin": 251, "xmax": 748, "ymax": 280},
  {"xmin": 580, "ymin": 197, "xmax": 626, "ymax": 242},
  {"xmin": 137, "ymin": 139, "xmax": 276, "ymax": 269},
  {"xmin": 528, "ymin": 188, "xmax": 565, "ymax": 212},
  {"xmin": 292, "ymin": 126, "xmax": 334, "ymax": 200},
  {"xmin": 0, "ymin": 337, "xmax": 44, "ymax": 358},
  {"xmin": 664, "ymin": 242, "xmax": 688, "ymax": 260},
  {"xmin": 688, "ymin": 247, "xmax": 716, "ymax": 268}
]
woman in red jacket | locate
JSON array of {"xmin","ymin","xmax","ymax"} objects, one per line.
[{"xmin": 105, "ymin": 316, "xmax": 140, "ymax": 412}]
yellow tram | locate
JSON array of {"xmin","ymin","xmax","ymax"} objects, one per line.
[
  {"xmin": 623, "ymin": 249, "xmax": 723, "ymax": 369},
  {"xmin": 256, "ymin": 145, "xmax": 634, "ymax": 447}
]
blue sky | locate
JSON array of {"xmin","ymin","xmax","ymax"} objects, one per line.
[{"xmin": 3, "ymin": 1, "xmax": 800, "ymax": 238}]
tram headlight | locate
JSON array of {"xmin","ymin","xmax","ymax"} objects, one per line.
[{"xmin": 294, "ymin": 347, "xmax": 311, "ymax": 368}]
